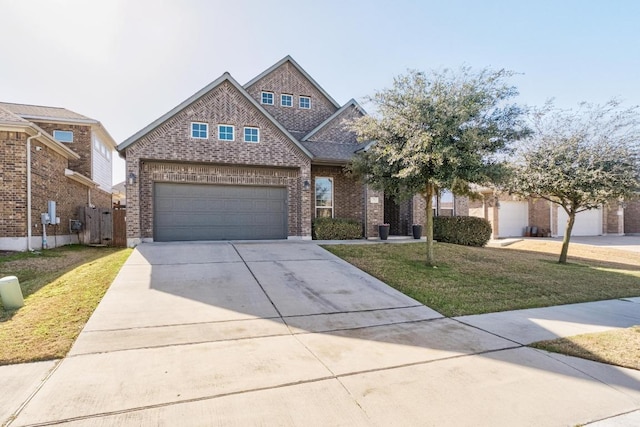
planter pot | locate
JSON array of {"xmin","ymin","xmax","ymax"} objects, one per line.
[
  {"xmin": 412, "ymin": 225, "xmax": 423, "ymax": 239},
  {"xmin": 378, "ymin": 224, "xmax": 390, "ymax": 240}
]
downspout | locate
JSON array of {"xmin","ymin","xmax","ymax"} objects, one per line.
[{"xmin": 26, "ymin": 132, "xmax": 41, "ymax": 251}]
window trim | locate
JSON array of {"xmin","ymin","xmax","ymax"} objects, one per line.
[
  {"xmin": 315, "ymin": 177, "xmax": 334, "ymax": 218},
  {"xmin": 53, "ymin": 130, "xmax": 74, "ymax": 143},
  {"xmin": 190, "ymin": 122, "xmax": 208, "ymax": 139},
  {"xmin": 261, "ymin": 91, "xmax": 274, "ymax": 105},
  {"xmin": 299, "ymin": 96, "xmax": 311, "ymax": 109},
  {"xmin": 281, "ymin": 93, "xmax": 293, "ymax": 107},
  {"xmin": 243, "ymin": 126, "xmax": 260, "ymax": 143},
  {"xmin": 218, "ymin": 124, "xmax": 235, "ymax": 141}
]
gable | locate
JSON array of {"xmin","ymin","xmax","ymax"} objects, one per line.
[
  {"xmin": 245, "ymin": 58, "xmax": 339, "ymax": 138},
  {"xmin": 304, "ymin": 102, "xmax": 365, "ymax": 144},
  {"xmin": 124, "ymin": 79, "xmax": 311, "ymax": 168}
]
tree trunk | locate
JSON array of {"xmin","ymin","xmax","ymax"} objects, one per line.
[
  {"xmin": 424, "ymin": 183, "xmax": 435, "ymax": 266},
  {"xmin": 559, "ymin": 209, "xmax": 576, "ymax": 264}
]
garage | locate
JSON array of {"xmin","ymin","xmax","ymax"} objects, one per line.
[
  {"xmin": 498, "ymin": 201, "xmax": 529, "ymax": 237},
  {"xmin": 154, "ymin": 183, "xmax": 287, "ymax": 241},
  {"xmin": 557, "ymin": 208, "xmax": 602, "ymax": 237}
]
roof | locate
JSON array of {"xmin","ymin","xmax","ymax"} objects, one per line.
[
  {"xmin": 300, "ymin": 140, "xmax": 362, "ymax": 164},
  {"xmin": 0, "ymin": 102, "xmax": 117, "ymax": 150},
  {"xmin": 302, "ymin": 99, "xmax": 366, "ymax": 142},
  {"xmin": 0, "ymin": 105, "xmax": 30, "ymax": 124},
  {"xmin": 0, "ymin": 102, "xmax": 97, "ymax": 124},
  {"xmin": 244, "ymin": 56, "xmax": 341, "ymax": 110},
  {"xmin": 118, "ymin": 73, "xmax": 313, "ymax": 158},
  {"xmin": 0, "ymin": 105, "xmax": 80, "ymax": 160}
]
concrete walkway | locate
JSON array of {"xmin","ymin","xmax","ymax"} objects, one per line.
[{"xmin": 3, "ymin": 241, "xmax": 640, "ymax": 426}]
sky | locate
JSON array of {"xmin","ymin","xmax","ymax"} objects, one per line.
[{"xmin": 1, "ymin": 0, "xmax": 638, "ymax": 184}]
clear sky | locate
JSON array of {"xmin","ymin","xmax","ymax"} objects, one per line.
[{"xmin": 1, "ymin": 0, "xmax": 638, "ymax": 184}]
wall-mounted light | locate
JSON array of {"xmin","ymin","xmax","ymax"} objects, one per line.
[
  {"xmin": 303, "ymin": 180, "xmax": 310, "ymax": 191},
  {"xmin": 128, "ymin": 172, "xmax": 137, "ymax": 185}
]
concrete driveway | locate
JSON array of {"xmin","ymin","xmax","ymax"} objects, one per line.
[{"xmin": 8, "ymin": 241, "xmax": 640, "ymax": 426}]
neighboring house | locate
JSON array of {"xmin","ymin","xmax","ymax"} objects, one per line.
[
  {"xmin": 118, "ymin": 56, "xmax": 468, "ymax": 246},
  {"xmin": 112, "ymin": 181, "xmax": 126, "ymax": 207},
  {"xmin": 0, "ymin": 102, "xmax": 116, "ymax": 251},
  {"xmin": 469, "ymin": 191, "xmax": 640, "ymax": 238}
]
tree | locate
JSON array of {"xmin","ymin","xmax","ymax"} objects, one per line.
[
  {"xmin": 507, "ymin": 100, "xmax": 640, "ymax": 264},
  {"xmin": 351, "ymin": 68, "xmax": 529, "ymax": 266}
]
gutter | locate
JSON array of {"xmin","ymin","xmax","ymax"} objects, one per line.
[{"xmin": 26, "ymin": 132, "xmax": 41, "ymax": 251}]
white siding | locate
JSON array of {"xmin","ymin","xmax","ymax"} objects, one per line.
[{"xmin": 92, "ymin": 134, "xmax": 112, "ymax": 191}]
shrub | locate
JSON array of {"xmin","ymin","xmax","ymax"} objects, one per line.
[
  {"xmin": 313, "ymin": 218, "xmax": 363, "ymax": 240},
  {"xmin": 433, "ymin": 216, "xmax": 492, "ymax": 247}
]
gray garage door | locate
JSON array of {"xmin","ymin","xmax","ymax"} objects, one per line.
[{"xmin": 154, "ymin": 183, "xmax": 287, "ymax": 241}]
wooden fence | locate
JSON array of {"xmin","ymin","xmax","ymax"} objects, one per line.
[{"xmin": 78, "ymin": 207, "xmax": 126, "ymax": 247}]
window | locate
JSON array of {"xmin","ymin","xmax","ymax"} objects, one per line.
[
  {"xmin": 261, "ymin": 91, "xmax": 274, "ymax": 105},
  {"xmin": 281, "ymin": 94, "xmax": 293, "ymax": 107},
  {"xmin": 218, "ymin": 125, "xmax": 234, "ymax": 141},
  {"xmin": 315, "ymin": 177, "xmax": 333, "ymax": 218},
  {"xmin": 53, "ymin": 130, "xmax": 73, "ymax": 143},
  {"xmin": 244, "ymin": 127, "xmax": 259, "ymax": 143},
  {"xmin": 191, "ymin": 122, "xmax": 208, "ymax": 139},
  {"xmin": 299, "ymin": 96, "xmax": 311, "ymax": 109}
]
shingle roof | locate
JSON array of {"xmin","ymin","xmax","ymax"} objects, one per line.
[
  {"xmin": 0, "ymin": 102, "xmax": 97, "ymax": 123},
  {"xmin": 300, "ymin": 140, "xmax": 362, "ymax": 163},
  {"xmin": 0, "ymin": 105, "xmax": 30, "ymax": 124}
]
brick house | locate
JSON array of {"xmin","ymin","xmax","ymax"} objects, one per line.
[
  {"xmin": 469, "ymin": 192, "xmax": 640, "ymax": 238},
  {"xmin": 118, "ymin": 56, "xmax": 467, "ymax": 246},
  {"xmin": 0, "ymin": 102, "xmax": 116, "ymax": 251}
]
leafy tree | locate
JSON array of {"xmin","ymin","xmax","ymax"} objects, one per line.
[
  {"xmin": 507, "ymin": 100, "xmax": 640, "ymax": 263},
  {"xmin": 351, "ymin": 68, "xmax": 529, "ymax": 266}
]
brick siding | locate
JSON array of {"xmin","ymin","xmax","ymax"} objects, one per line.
[
  {"xmin": 0, "ymin": 131, "xmax": 28, "ymax": 237},
  {"xmin": 34, "ymin": 122, "xmax": 93, "ymax": 178},
  {"xmin": 311, "ymin": 165, "xmax": 363, "ymax": 223},
  {"xmin": 624, "ymin": 200, "xmax": 640, "ymax": 234},
  {"xmin": 245, "ymin": 61, "xmax": 338, "ymax": 136}
]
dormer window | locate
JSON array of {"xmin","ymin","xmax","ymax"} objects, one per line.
[
  {"xmin": 281, "ymin": 94, "xmax": 293, "ymax": 107},
  {"xmin": 261, "ymin": 92, "xmax": 274, "ymax": 105},
  {"xmin": 299, "ymin": 96, "xmax": 311, "ymax": 109},
  {"xmin": 53, "ymin": 130, "xmax": 73, "ymax": 143}
]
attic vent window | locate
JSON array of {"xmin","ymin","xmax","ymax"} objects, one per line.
[
  {"xmin": 261, "ymin": 92, "xmax": 274, "ymax": 105},
  {"xmin": 191, "ymin": 122, "xmax": 208, "ymax": 139},
  {"xmin": 53, "ymin": 130, "xmax": 74, "ymax": 143},
  {"xmin": 281, "ymin": 94, "xmax": 293, "ymax": 107},
  {"xmin": 299, "ymin": 96, "xmax": 311, "ymax": 109}
]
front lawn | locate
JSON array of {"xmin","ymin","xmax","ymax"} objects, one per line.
[
  {"xmin": 323, "ymin": 241, "xmax": 640, "ymax": 317},
  {"xmin": 532, "ymin": 326, "xmax": 640, "ymax": 371},
  {"xmin": 0, "ymin": 246, "xmax": 131, "ymax": 365}
]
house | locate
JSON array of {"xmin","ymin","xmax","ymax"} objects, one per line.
[
  {"xmin": 118, "ymin": 56, "xmax": 467, "ymax": 246},
  {"xmin": 469, "ymin": 191, "xmax": 640, "ymax": 238},
  {"xmin": 0, "ymin": 102, "xmax": 116, "ymax": 251}
]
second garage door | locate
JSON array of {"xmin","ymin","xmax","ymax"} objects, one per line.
[
  {"xmin": 557, "ymin": 208, "xmax": 602, "ymax": 237},
  {"xmin": 154, "ymin": 183, "xmax": 287, "ymax": 241}
]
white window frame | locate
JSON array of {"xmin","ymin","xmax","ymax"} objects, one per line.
[
  {"xmin": 243, "ymin": 126, "xmax": 260, "ymax": 143},
  {"xmin": 299, "ymin": 96, "xmax": 311, "ymax": 109},
  {"xmin": 218, "ymin": 124, "xmax": 235, "ymax": 141},
  {"xmin": 281, "ymin": 93, "xmax": 293, "ymax": 107},
  {"xmin": 315, "ymin": 177, "xmax": 334, "ymax": 218},
  {"xmin": 261, "ymin": 91, "xmax": 274, "ymax": 105},
  {"xmin": 53, "ymin": 130, "xmax": 74, "ymax": 143},
  {"xmin": 191, "ymin": 122, "xmax": 208, "ymax": 139}
]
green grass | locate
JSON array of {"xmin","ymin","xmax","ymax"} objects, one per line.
[
  {"xmin": 323, "ymin": 242, "xmax": 640, "ymax": 317},
  {"xmin": 0, "ymin": 246, "xmax": 132, "ymax": 365}
]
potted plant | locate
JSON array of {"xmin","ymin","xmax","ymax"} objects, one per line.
[
  {"xmin": 412, "ymin": 224, "xmax": 423, "ymax": 239},
  {"xmin": 378, "ymin": 223, "xmax": 390, "ymax": 240}
]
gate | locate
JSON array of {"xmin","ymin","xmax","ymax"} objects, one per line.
[{"xmin": 78, "ymin": 207, "xmax": 126, "ymax": 247}]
